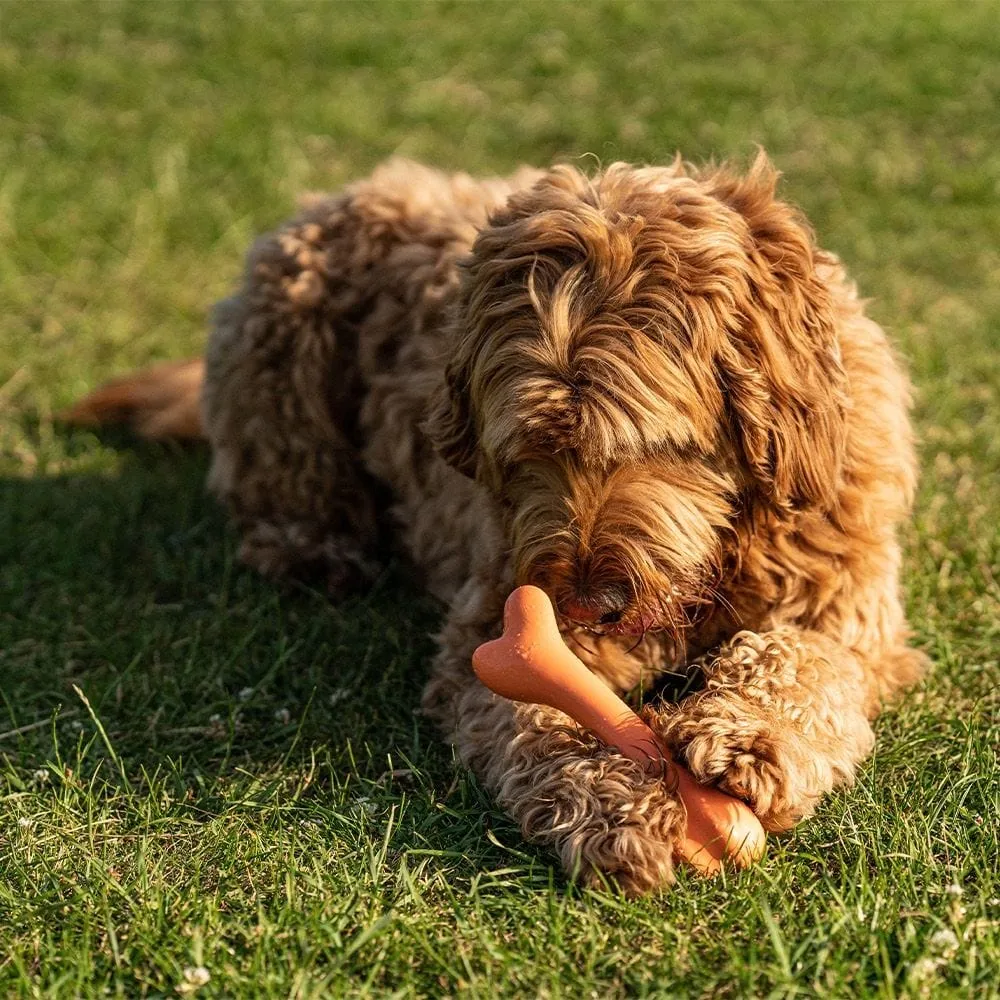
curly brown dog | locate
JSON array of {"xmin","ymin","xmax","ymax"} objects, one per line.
[{"xmin": 66, "ymin": 154, "xmax": 925, "ymax": 892}]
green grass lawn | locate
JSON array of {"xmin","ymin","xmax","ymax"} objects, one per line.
[{"xmin": 1, "ymin": 1, "xmax": 998, "ymax": 996}]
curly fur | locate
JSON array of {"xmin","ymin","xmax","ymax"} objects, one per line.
[{"xmin": 68, "ymin": 154, "xmax": 925, "ymax": 893}]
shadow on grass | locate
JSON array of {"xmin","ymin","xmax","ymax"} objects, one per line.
[{"xmin": 0, "ymin": 428, "xmax": 561, "ymax": 882}]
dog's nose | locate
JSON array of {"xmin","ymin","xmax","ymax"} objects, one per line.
[{"xmin": 559, "ymin": 587, "xmax": 630, "ymax": 627}]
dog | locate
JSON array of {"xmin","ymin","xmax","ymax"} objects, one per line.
[{"xmin": 65, "ymin": 154, "xmax": 925, "ymax": 892}]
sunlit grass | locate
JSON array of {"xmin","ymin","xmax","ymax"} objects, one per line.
[{"xmin": 1, "ymin": 2, "xmax": 997, "ymax": 996}]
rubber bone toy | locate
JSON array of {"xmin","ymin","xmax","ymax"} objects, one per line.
[{"xmin": 473, "ymin": 586, "xmax": 766, "ymax": 875}]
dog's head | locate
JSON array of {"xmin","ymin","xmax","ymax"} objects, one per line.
[{"xmin": 427, "ymin": 154, "xmax": 847, "ymax": 635}]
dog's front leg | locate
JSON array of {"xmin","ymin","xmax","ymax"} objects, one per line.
[
  {"xmin": 651, "ymin": 627, "xmax": 883, "ymax": 832},
  {"xmin": 422, "ymin": 581, "xmax": 686, "ymax": 893}
]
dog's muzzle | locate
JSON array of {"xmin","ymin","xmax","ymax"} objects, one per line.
[{"xmin": 555, "ymin": 585, "xmax": 666, "ymax": 636}]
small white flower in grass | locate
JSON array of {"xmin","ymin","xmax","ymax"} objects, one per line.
[
  {"xmin": 274, "ymin": 707, "xmax": 291, "ymax": 725},
  {"xmin": 945, "ymin": 882, "xmax": 963, "ymax": 899},
  {"xmin": 208, "ymin": 714, "xmax": 222, "ymax": 724},
  {"xmin": 929, "ymin": 928, "xmax": 959, "ymax": 954},
  {"xmin": 17, "ymin": 816, "xmax": 32, "ymax": 829},
  {"xmin": 177, "ymin": 966, "xmax": 211, "ymax": 994},
  {"xmin": 908, "ymin": 956, "xmax": 942, "ymax": 983},
  {"xmin": 238, "ymin": 687, "xmax": 254, "ymax": 701},
  {"xmin": 33, "ymin": 768, "xmax": 49, "ymax": 785},
  {"xmin": 328, "ymin": 688, "xmax": 351, "ymax": 706}
]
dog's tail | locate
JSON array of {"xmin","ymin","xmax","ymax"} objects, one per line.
[{"xmin": 59, "ymin": 358, "xmax": 206, "ymax": 440}]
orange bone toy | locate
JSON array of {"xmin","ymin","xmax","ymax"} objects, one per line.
[{"xmin": 472, "ymin": 586, "xmax": 766, "ymax": 875}]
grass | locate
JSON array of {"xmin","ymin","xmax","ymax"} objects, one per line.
[{"xmin": 0, "ymin": 1, "xmax": 998, "ymax": 996}]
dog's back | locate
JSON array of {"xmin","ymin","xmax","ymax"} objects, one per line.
[{"xmin": 63, "ymin": 159, "xmax": 538, "ymax": 596}]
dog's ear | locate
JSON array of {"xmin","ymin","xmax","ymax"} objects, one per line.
[
  {"xmin": 425, "ymin": 334, "xmax": 480, "ymax": 478},
  {"xmin": 709, "ymin": 154, "xmax": 848, "ymax": 513}
]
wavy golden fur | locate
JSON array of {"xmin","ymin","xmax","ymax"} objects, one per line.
[{"xmin": 68, "ymin": 154, "xmax": 924, "ymax": 892}]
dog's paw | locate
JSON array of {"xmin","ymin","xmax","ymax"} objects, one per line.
[
  {"xmin": 651, "ymin": 700, "xmax": 824, "ymax": 832},
  {"xmin": 494, "ymin": 720, "xmax": 686, "ymax": 894},
  {"xmin": 238, "ymin": 521, "xmax": 380, "ymax": 597}
]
